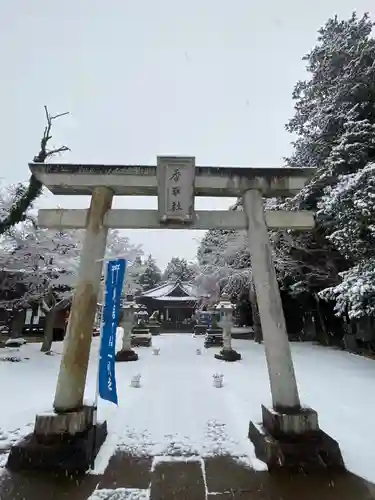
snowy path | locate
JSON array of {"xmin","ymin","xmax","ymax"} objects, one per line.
[
  {"xmin": 94, "ymin": 334, "xmax": 263, "ymax": 468},
  {"xmin": 1, "ymin": 334, "xmax": 375, "ymax": 487}
]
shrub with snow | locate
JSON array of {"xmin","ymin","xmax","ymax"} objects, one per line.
[{"xmin": 5, "ymin": 337, "xmax": 26, "ymax": 347}]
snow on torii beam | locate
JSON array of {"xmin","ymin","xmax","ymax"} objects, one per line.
[
  {"xmin": 31, "ymin": 161, "xmax": 315, "ymax": 230},
  {"xmin": 29, "ymin": 162, "xmax": 314, "ymax": 198}
]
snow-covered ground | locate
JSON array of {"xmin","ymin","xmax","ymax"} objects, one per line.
[{"xmin": 1, "ymin": 334, "xmax": 375, "ymax": 484}]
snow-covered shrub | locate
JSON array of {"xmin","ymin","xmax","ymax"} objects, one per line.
[
  {"xmin": 319, "ymin": 258, "xmax": 375, "ymax": 318},
  {"xmin": 318, "ymin": 164, "xmax": 375, "ymax": 261},
  {"xmin": 5, "ymin": 337, "xmax": 26, "ymax": 347}
]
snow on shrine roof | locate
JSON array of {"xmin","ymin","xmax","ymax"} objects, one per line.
[
  {"xmin": 141, "ymin": 283, "xmax": 175, "ymax": 298},
  {"xmin": 140, "ymin": 280, "xmax": 199, "ymax": 300}
]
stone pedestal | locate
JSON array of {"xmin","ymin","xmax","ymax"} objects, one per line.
[
  {"xmin": 193, "ymin": 324, "xmax": 208, "ymax": 335},
  {"xmin": 116, "ymin": 323, "xmax": 138, "ymax": 361},
  {"xmin": 148, "ymin": 321, "xmax": 161, "ymax": 335},
  {"xmin": 131, "ymin": 328, "xmax": 152, "ymax": 347},
  {"xmin": 215, "ymin": 320, "xmax": 241, "ymax": 361},
  {"xmin": 7, "ymin": 405, "xmax": 107, "ymax": 474},
  {"xmin": 215, "ymin": 348, "xmax": 242, "ymax": 362},
  {"xmin": 248, "ymin": 405, "xmax": 344, "ymax": 471},
  {"xmin": 204, "ymin": 328, "xmax": 223, "ymax": 348},
  {"xmin": 115, "ymin": 349, "xmax": 138, "ymax": 362}
]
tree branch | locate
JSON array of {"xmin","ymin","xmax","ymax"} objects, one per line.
[
  {"xmin": 33, "ymin": 105, "xmax": 70, "ymax": 163},
  {"xmin": 0, "ymin": 106, "xmax": 70, "ymax": 235}
]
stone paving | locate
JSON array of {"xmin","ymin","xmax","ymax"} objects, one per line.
[
  {"xmin": 1, "ymin": 451, "xmax": 375, "ymax": 500},
  {"xmin": 2, "ymin": 335, "xmax": 375, "ymax": 499}
]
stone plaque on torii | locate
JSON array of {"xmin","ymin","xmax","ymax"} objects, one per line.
[
  {"xmin": 7, "ymin": 156, "xmax": 344, "ymax": 474},
  {"xmin": 157, "ymin": 156, "xmax": 196, "ymax": 223}
]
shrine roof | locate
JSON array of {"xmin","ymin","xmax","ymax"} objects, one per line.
[{"xmin": 139, "ymin": 280, "xmax": 200, "ymax": 301}]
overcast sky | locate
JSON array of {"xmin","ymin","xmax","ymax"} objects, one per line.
[{"xmin": 1, "ymin": 0, "xmax": 374, "ymax": 269}]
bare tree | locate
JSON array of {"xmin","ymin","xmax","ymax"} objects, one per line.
[
  {"xmin": 0, "ymin": 106, "xmax": 70, "ymax": 235},
  {"xmin": 33, "ymin": 106, "xmax": 70, "ymax": 163}
]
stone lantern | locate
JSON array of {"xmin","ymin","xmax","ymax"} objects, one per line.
[
  {"xmin": 136, "ymin": 308, "xmax": 149, "ymax": 324},
  {"xmin": 115, "ymin": 299, "xmax": 139, "ymax": 362},
  {"xmin": 132, "ymin": 305, "xmax": 152, "ymax": 347},
  {"xmin": 148, "ymin": 310, "xmax": 161, "ymax": 336},
  {"xmin": 214, "ymin": 294, "xmax": 241, "ymax": 362},
  {"xmin": 203, "ymin": 306, "xmax": 223, "ymax": 348}
]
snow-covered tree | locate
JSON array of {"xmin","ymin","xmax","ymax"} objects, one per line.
[
  {"xmin": 318, "ymin": 163, "xmax": 375, "ymax": 262},
  {"xmin": 163, "ymin": 257, "xmax": 196, "ymax": 282},
  {"xmin": 273, "ymin": 12, "xmax": 375, "ymax": 328},
  {"xmin": 95, "ymin": 231, "xmax": 144, "ymax": 296},
  {"xmin": 317, "ymin": 164, "xmax": 375, "ymax": 318},
  {"xmin": 0, "ymin": 220, "xmax": 81, "ymax": 348},
  {"xmin": 287, "ymin": 12, "xmax": 375, "ymax": 210},
  {"xmin": 197, "ymin": 229, "xmax": 251, "ymax": 298},
  {"xmin": 1, "ymin": 223, "xmax": 80, "ymax": 303},
  {"xmin": 196, "ymin": 227, "xmax": 263, "ymax": 340},
  {"xmin": 105, "ymin": 230, "xmax": 143, "ymax": 262},
  {"xmin": 320, "ymin": 259, "xmax": 375, "ymax": 319},
  {"xmin": 138, "ymin": 254, "xmax": 162, "ymax": 291},
  {"xmin": 122, "ymin": 256, "xmax": 146, "ymax": 296},
  {"xmin": 0, "ymin": 211, "xmax": 144, "ymax": 347}
]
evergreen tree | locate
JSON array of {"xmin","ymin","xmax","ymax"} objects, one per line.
[
  {"xmin": 139, "ymin": 254, "xmax": 162, "ymax": 291},
  {"xmin": 274, "ymin": 12, "xmax": 375, "ymax": 317},
  {"xmin": 123, "ymin": 255, "xmax": 146, "ymax": 295},
  {"xmin": 319, "ymin": 164, "xmax": 375, "ymax": 318},
  {"xmin": 163, "ymin": 257, "xmax": 196, "ymax": 282},
  {"xmin": 287, "ymin": 12, "xmax": 375, "ymax": 209}
]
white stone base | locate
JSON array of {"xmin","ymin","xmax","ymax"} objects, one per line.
[
  {"xmin": 34, "ymin": 405, "xmax": 95, "ymax": 439},
  {"xmin": 262, "ymin": 405, "xmax": 319, "ymax": 436}
]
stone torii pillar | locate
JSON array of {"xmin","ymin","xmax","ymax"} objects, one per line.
[
  {"xmin": 243, "ymin": 189, "xmax": 343, "ymax": 470},
  {"xmin": 243, "ymin": 189, "xmax": 300, "ymax": 410},
  {"xmin": 53, "ymin": 186, "xmax": 113, "ymax": 412},
  {"xmin": 7, "ymin": 186, "xmax": 113, "ymax": 474}
]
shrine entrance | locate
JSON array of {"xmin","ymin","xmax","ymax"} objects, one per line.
[
  {"xmin": 136, "ymin": 279, "xmax": 198, "ymax": 332},
  {"xmin": 15, "ymin": 156, "xmax": 343, "ymax": 471}
]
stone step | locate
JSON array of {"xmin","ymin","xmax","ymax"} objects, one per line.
[
  {"xmin": 149, "ymin": 458, "xmax": 206, "ymax": 500},
  {"xmin": 204, "ymin": 455, "xmax": 261, "ymax": 495},
  {"xmin": 97, "ymin": 452, "xmax": 152, "ymax": 491},
  {"xmin": 0, "ymin": 468, "xmax": 99, "ymax": 500},
  {"xmin": 2, "ymin": 451, "xmax": 375, "ymax": 500},
  {"xmin": 205, "ymin": 457, "xmax": 375, "ymax": 500}
]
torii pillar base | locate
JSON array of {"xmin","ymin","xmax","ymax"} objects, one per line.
[
  {"xmin": 249, "ymin": 405, "xmax": 344, "ymax": 472},
  {"xmin": 6, "ymin": 406, "xmax": 107, "ymax": 474}
]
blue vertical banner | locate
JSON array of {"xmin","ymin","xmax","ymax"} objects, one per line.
[{"xmin": 98, "ymin": 258, "xmax": 127, "ymax": 405}]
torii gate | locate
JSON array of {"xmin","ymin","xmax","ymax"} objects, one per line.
[{"xmin": 7, "ymin": 157, "xmax": 343, "ymax": 473}]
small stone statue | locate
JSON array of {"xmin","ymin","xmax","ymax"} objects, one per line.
[
  {"xmin": 212, "ymin": 373, "xmax": 224, "ymax": 388},
  {"xmin": 130, "ymin": 373, "xmax": 141, "ymax": 388}
]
